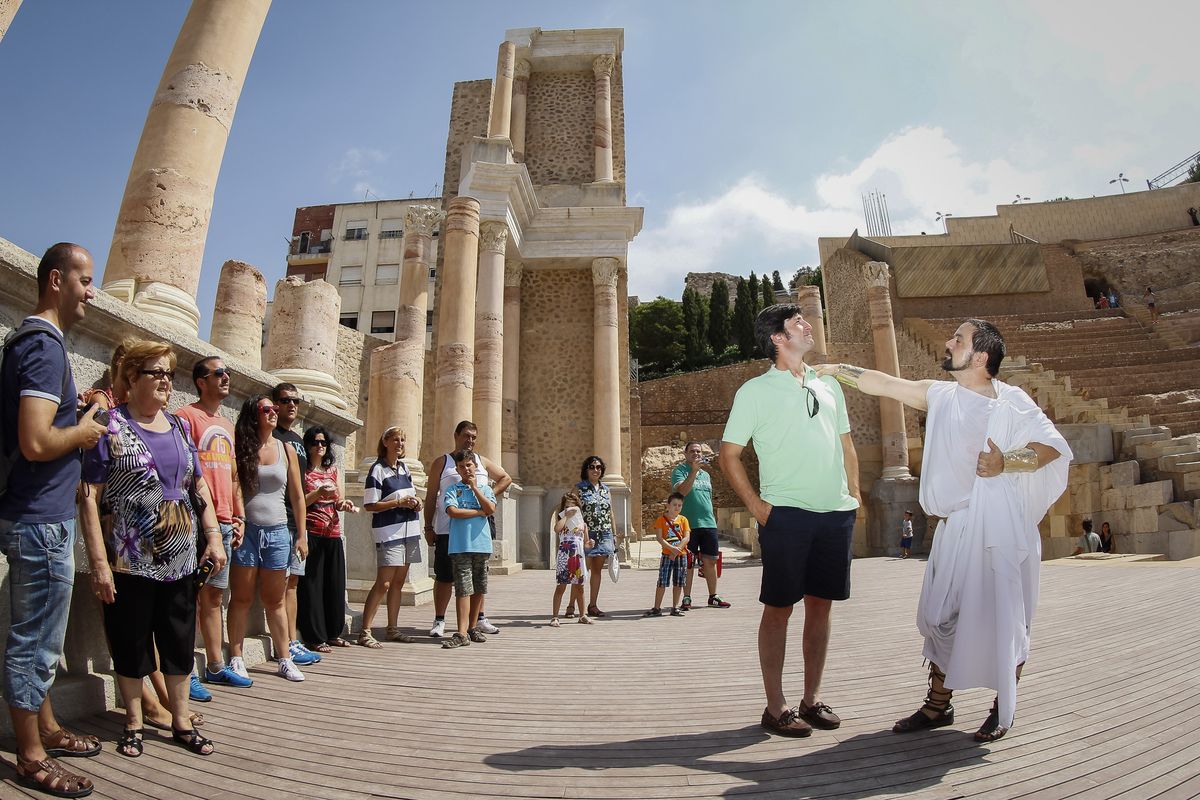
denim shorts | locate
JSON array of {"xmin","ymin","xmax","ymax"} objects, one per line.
[
  {"xmin": 0, "ymin": 518, "xmax": 76, "ymax": 712},
  {"xmin": 234, "ymin": 521, "xmax": 291, "ymax": 570},
  {"xmin": 205, "ymin": 522, "xmax": 235, "ymax": 590},
  {"xmin": 585, "ymin": 529, "xmax": 615, "ymax": 557}
]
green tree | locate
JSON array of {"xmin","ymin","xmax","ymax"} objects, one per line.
[
  {"xmin": 680, "ymin": 287, "xmax": 711, "ymax": 368},
  {"xmin": 772, "ymin": 270, "xmax": 785, "ymax": 291},
  {"xmin": 707, "ymin": 279, "xmax": 732, "ymax": 355},
  {"xmin": 732, "ymin": 277, "xmax": 756, "ymax": 358},
  {"xmin": 629, "ymin": 297, "xmax": 686, "ymax": 378},
  {"xmin": 1186, "ymin": 157, "xmax": 1200, "ymax": 184},
  {"xmin": 748, "ymin": 272, "xmax": 761, "ymax": 318},
  {"xmin": 761, "ymin": 276, "xmax": 775, "ymax": 308}
]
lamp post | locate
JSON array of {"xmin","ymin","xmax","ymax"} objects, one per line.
[
  {"xmin": 935, "ymin": 211, "xmax": 953, "ymax": 233},
  {"xmin": 1012, "ymin": 194, "xmax": 1030, "ymax": 204},
  {"xmin": 1109, "ymin": 172, "xmax": 1129, "ymax": 194}
]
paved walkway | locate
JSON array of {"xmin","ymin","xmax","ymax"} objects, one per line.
[{"xmin": 3, "ymin": 553, "xmax": 1200, "ymax": 799}]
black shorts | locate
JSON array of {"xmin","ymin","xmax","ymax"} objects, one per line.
[
  {"xmin": 758, "ymin": 506, "xmax": 856, "ymax": 606},
  {"xmin": 433, "ymin": 534, "xmax": 453, "ymax": 584},
  {"xmin": 103, "ymin": 572, "xmax": 197, "ymax": 678},
  {"xmin": 687, "ymin": 527, "xmax": 720, "ymax": 558}
]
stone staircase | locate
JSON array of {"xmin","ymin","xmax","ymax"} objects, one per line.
[
  {"xmin": 904, "ymin": 310, "xmax": 1200, "ymax": 560},
  {"xmin": 716, "ymin": 506, "xmax": 760, "ymax": 558}
]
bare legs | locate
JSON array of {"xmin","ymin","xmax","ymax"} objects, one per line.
[
  {"xmin": 684, "ymin": 554, "xmax": 719, "ymax": 599},
  {"xmin": 586, "ymin": 555, "xmax": 606, "ymax": 612},
  {"xmin": 360, "ymin": 565, "xmax": 410, "ymax": 634},
  {"xmin": 759, "ymin": 597, "xmax": 832, "ymax": 717},
  {"xmin": 227, "ymin": 565, "xmax": 290, "ymax": 661}
]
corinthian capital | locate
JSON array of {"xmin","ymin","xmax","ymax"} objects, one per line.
[
  {"xmin": 592, "ymin": 54, "xmax": 615, "ymax": 79},
  {"xmin": 504, "ymin": 261, "xmax": 523, "ymax": 288},
  {"xmin": 514, "ymin": 59, "xmax": 531, "ymax": 80},
  {"xmin": 591, "ymin": 257, "xmax": 621, "ymax": 287},
  {"xmin": 479, "ymin": 221, "xmax": 510, "ymax": 255},
  {"xmin": 404, "ymin": 205, "xmax": 445, "ymax": 237},
  {"xmin": 863, "ymin": 260, "xmax": 891, "ymax": 288}
]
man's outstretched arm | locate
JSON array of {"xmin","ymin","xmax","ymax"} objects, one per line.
[{"xmin": 813, "ymin": 364, "xmax": 934, "ymax": 412}]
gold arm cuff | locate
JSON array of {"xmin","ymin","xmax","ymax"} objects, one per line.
[
  {"xmin": 833, "ymin": 364, "xmax": 865, "ymax": 389},
  {"xmin": 1002, "ymin": 447, "xmax": 1038, "ymax": 473}
]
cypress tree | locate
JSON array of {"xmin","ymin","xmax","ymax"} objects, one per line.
[
  {"xmin": 748, "ymin": 272, "xmax": 761, "ymax": 318},
  {"xmin": 707, "ymin": 279, "xmax": 731, "ymax": 355},
  {"xmin": 762, "ymin": 276, "xmax": 775, "ymax": 308},
  {"xmin": 681, "ymin": 287, "xmax": 709, "ymax": 368},
  {"xmin": 733, "ymin": 277, "xmax": 756, "ymax": 358},
  {"xmin": 772, "ymin": 270, "xmax": 785, "ymax": 291}
]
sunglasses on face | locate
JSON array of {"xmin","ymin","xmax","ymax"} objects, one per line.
[
  {"xmin": 588, "ymin": 464, "xmax": 603, "ymax": 470},
  {"xmin": 311, "ymin": 440, "xmax": 328, "ymax": 448},
  {"xmin": 277, "ymin": 397, "xmax": 301, "ymax": 406},
  {"xmin": 140, "ymin": 369, "xmax": 175, "ymax": 381},
  {"xmin": 203, "ymin": 367, "xmax": 230, "ymax": 379},
  {"xmin": 259, "ymin": 405, "xmax": 278, "ymax": 415}
]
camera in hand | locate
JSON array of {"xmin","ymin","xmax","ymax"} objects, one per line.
[
  {"xmin": 79, "ymin": 402, "xmax": 110, "ymax": 427},
  {"xmin": 194, "ymin": 558, "xmax": 216, "ymax": 592}
]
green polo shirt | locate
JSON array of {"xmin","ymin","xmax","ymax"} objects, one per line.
[
  {"xmin": 722, "ymin": 365, "xmax": 858, "ymax": 512},
  {"xmin": 671, "ymin": 462, "xmax": 717, "ymax": 529}
]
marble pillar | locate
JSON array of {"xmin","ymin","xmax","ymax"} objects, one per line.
[
  {"xmin": 0, "ymin": 0, "xmax": 23, "ymax": 45},
  {"xmin": 264, "ymin": 276, "xmax": 347, "ymax": 410},
  {"xmin": 102, "ymin": 0, "xmax": 271, "ymax": 336},
  {"xmin": 864, "ymin": 261, "xmax": 909, "ymax": 478},
  {"xmin": 592, "ymin": 55, "xmax": 615, "ymax": 183},
  {"xmin": 797, "ymin": 285, "xmax": 827, "ymax": 358},
  {"xmin": 367, "ymin": 204, "xmax": 444, "ymax": 462},
  {"xmin": 210, "ymin": 260, "xmax": 266, "ymax": 369},
  {"xmin": 510, "ymin": 60, "xmax": 530, "ymax": 162},
  {"xmin": 487, "ymin": 41, "xmax": 516, "ymax": 140},
  {"xmin": 432, "ymin": 197, "xmax": 480, "ymax": 449},
  {"xmin": 473, "ymin": 222, "xmax": 507, "ymax": 461},
  {"xmin": 501, "ymin": 261, "xmax": 522, "ymax": 480},
  {"xmin": 592, "ymin": 258, "xmax": 625, "ymax": 487}
]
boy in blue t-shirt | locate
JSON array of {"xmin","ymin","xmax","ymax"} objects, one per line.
[{"xmin": 442, "ymin": 448, "xmax": 497, "ymax": 649}]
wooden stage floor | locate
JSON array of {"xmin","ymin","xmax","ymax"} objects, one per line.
[{"xmin": 3, "ymin": 554, "xmax": 1199, "ymax": 799}]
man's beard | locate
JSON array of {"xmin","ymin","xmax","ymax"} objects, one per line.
[{"xmin": 941, "ymin": 351, "xmax": 971, "ymax": 372}]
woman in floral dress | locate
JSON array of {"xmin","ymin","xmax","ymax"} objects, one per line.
[{"xmin": 575, "ymin": 455, "xmax": 615, "ymax": 618}]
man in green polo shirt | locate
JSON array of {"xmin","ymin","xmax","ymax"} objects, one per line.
[
  {"xmin": 672, "ymin": 442, "xmax": 731, "ymax": 610},
  {"xmin": 719, "ymin": 303, "xmax": 861, "ymax": 739}
]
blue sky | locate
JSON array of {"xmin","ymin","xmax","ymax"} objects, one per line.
[{"xmin": 1, "ymin": 1, "xmax": 1194, "ymax": 335}]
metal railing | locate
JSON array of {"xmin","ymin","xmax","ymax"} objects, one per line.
[
  {"xmin": 1009, "ymin": 224, "xmax": 1038, "ymax": 244},
  {"xmin": 1148, "ymin": 149, "xmax": 1200, "ymax": 189}
]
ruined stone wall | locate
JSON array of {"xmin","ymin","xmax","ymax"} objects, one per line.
[
  {"xmin": 441, "ymin": 79, "xmax": 493, "ymax": 202},
  {"xmin": 1071, "ymin": 226, "xmax": 1200, "ymax": 303},
  {"xmin": 524, "ymin": 70, "xmax": 594, "ymax": 186},
  {"xmin": 518, "ymin": 266, "xmax": 595, "ymax": 487},
  {"xmin": 336, "ymin": 325, "xmax": 387, "ymax": 465}
]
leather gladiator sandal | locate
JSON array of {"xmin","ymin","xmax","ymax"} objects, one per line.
[
  {"xmin": 974, "ymin": 697, "xmax": 1010, "ymax": 742},
  {"xmin": 893, "ymin": 663, "xmax": 955, "ymax": 733}
]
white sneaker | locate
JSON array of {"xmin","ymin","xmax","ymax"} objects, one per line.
[
  {"xmin": 277, "ymin": 657, "xmax": 305, "ymax": 682},
  {"xmin": 476, "ymin": 617, "xmax": 500, "ymax": 635},
  {"xmin": 229, "ymin": 656, "xmax": 249, "ymax": 679},
  {"xmin": 429, "ymin": 618, "xmax": 446, "ymax": 638}
]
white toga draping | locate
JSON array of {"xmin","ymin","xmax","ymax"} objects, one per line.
[{"xmin": 916, "ymin": 380, "xmax": 1072, "ymax": 728}]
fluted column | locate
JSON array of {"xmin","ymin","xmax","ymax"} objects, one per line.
[
  {"xmin": 864, "ymin": 261, "xmax": 909, "ymax": 478},
  {"xmin": 210, "ymin": 260, "xmax": 266, "ymax": 368},
  {"xmin": 510, "ymin": 59, "xmax": 531, "ymax": 163},
  {"xmin": 432, "ymin": 197, "xmax": 481, "ymax": 448},
  {"xmin": 0, "ymin": 0, "xmax": 23, "ymax": 45},
  {"xmin": 473, "ymin": 222, "xmax": 507, "ymax": 460},
  {"xmin": 592, "ymin": 258, "xmax": 625, "ymax": 486},
  {"xmin": 488, "ymin": 41, "xmax": 516, "ymax": 140},
  {"xmin": 102, "ymin": 0, "xmax": 271, "ymax": 336},
  {"xmin": 501, "ymin": 261, "xmax": 522, "ymax": 480},
  {"xmin": 592, "ymin": 55, "xmax": 615, "ymax": 183},
  {"xmin": 366, "ymin": 205, "xmax": 444, "ymax": 463},
  {"xmin": 797, "ymin": 285, "xmax": 827, "ymax": 357},
  {"xmin": 264, "ymin": 276, "xmax": 346, "ymax": 410}
]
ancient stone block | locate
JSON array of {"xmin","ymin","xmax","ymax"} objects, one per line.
[
  {"xmin": 1168, "ymin": 529, "xmax": 1200, "ymax": 560},
  {"xmin": 1058, "ymin": 423, "xmax": 1113, "ymax": 464},
  {"xmin": 1128, "ymin": 480, "xmax": 1173, "ymax": 509},
  {"xmin": 1100, "ymin": 488, "xmax": 1126, "ymax": 511},
  {"xmin": 1129, "ymin": 506, "xmax": 1161, "ymax": 534},
  {"xmin": 1099, "ymin": 460, "xmax": 1140, "ymax": 490}
]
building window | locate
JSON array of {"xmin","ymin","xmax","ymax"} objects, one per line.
[
  {"xmin": 344, "ymin": 219, "xmax": 368, "ymax": 240},
  {"xmin": 339, "ymin": 266, "xmax": 363, "ymax": 285},
  {"xmin": 376, "ymin": 264, "xmax": 399, "ymax": 285},
  {"xmin": 429, "ymin": 267, "xmax": 436, "ymax": 279},
  {"xmin": 371, "ymin": 311, "xmax": 396, "ymax": 335},
  {"xmin": 339, "ymin": 313, "xmax": 359, "ymax": 329},
  {"xmin": 380, "ymin": 219, "xmax": 403, "ymax": 239},
  {"xmin": 426, "ymin": 310, "xmax": 434, "ymax": 330}
]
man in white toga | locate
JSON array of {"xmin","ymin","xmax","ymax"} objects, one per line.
[{"xmin": 817, "ymin": 318, "xmax": 1071, "ymax": 742}]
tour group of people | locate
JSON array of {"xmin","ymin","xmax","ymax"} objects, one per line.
[{"xmin": 2, "ymin": 243, "xmax": 1072, "ymax": 798}]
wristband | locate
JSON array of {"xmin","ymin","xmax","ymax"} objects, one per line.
[
  {"xmin": 1002, "ymin": 447, "xmax": 1038, "ymax": 473},
  {"xmin": 833, "ymin": 364, "xmax": 865, "ymax": 389}
]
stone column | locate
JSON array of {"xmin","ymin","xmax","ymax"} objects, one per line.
[
  {"xmin": 864, "ymin": 262, "xmax": 909, "ymax": 478},
  {"xmin": 501, "ymin": 261, "xmax": 522, "ymax": 480},
  {"xmin": 366, "ymin": 205, "xmax": 444, "ymax": 462},
  {"xmin": 592, "ymin": 55, "xmax": 616, "ymax": 183},
  {"xmin": 510, "ymin": 60, "xmax": 531, "ymax": 162},
  {"xmin": 797, "ymin": 285, "xmax": 827, "ymax": 357},
  {"xmin": 487, "ymin": 41, "xmax": 516, "ymax": 140},
  {"xmin": 210, "ymin": 260, "xmax": 266, "ymax": 369},
  {"xmin": 473, "ymin": 222, "xmax": 507, "ymax": 460},
  {"xmin": 264, "ymin": 276, "xmax": 347, "ymax": 410},
  {"xmin": 592, "ymin": 258, "xmax": 626, "ymax": 487},
  {"xmin": 0, "ymin": 0, "xmax": 23, "ymax": 45},
  {"xmin": 432, "ymin": 197, "xmax": 480, "ymax": 448},
  {"xmin": 102, "ymin": 0, "xmax": 272, "ymax": 336}
]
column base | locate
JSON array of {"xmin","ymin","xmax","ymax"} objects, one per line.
[
  {"xmin": 401, "ymin": 574, "xmax": 435, "ymax": 606},
  {"xmin": 270, "ymin": 367, "xmax": 348, "ymax": 410},
  {"xmin": 103, "ymin": 279, "xmax": 202, "ymax": 337},
  {"xmin": 868, "ymin": 475, "xmax": 923, "ymax": 557},
  {"xmin": 881, "ymin": 466, "xmax": 912, "ymax": 479}
]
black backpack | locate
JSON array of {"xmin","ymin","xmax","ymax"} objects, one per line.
[{"xmin": 0, "ymin": 321, "xmax": 71, "ymax": 498}]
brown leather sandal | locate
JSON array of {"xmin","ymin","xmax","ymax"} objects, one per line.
[
  {"xmin": 17, "ymin": 754, "xmax": 95, "ymax": 797},
  {"xmin": 41, "ymin": 728, "xmax": 101, "ymax": 758},
  {"xmin": 893, "ymin": 663, "xmax": 955, "ymax": 733},
  {"xmin": 974, "ymin": 698, "xmax": 1010, "ymax": 742}
]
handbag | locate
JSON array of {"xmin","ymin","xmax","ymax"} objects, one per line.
[{"xmin": 607, "ymin": 552, "xmax": 620, "ymax": 583}]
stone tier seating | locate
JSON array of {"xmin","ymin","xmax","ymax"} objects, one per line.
[
  {"xmin": 904, "ymin": 309, "xmax": 1200, "ymax": 560},
  {"xmin": 717, "ymin": 506, "xmax": 761, "ymax": 558}
]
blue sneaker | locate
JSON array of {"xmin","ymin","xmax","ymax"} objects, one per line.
[
  {"xmin": 204, "ymin": 664, "xmax": 253, "ymax": 688},
  {"xmin": 189, "ymin": 672, "xmax": 212, "ymax": 702},
  {"xmin": 289, "ymin": 640, "xmax": 319, "ymax": 665}
]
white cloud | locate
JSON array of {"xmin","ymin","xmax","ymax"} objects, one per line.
[
  {"xmin": 629, "ymin": 125, "xmax": 1049, "ymax": 300},
  {"xmin": 329, "ymin": 147, "xmax": 387, "ymax": 186}
]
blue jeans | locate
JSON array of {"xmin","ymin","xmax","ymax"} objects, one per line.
[
  {"xmin": 0, "ymin": 519, "xmax": 76, "ymax": 712},
  {"xmin": 233, "ymin": 521, "xmax": 290, "ymax": 570}
]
